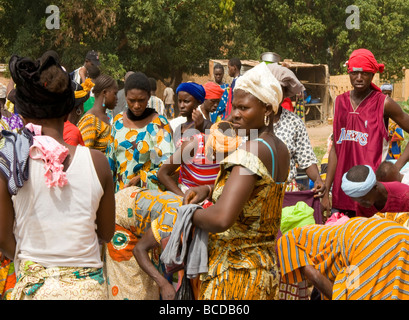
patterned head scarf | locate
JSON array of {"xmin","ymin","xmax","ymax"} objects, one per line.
[{"xmin": 73, "ymin": 78, "xmax": 94, "ymax": 107}]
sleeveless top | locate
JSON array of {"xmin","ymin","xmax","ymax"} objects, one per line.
[
  {"xmin": 12, "ymin": 145, "xmax": 104, "ymax": 271},
  {"xmin": 332, "ymin": 90, "xmax": 388, "ymax": 211}
]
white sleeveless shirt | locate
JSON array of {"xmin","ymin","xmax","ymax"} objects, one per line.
[{"xmin": 12, "ymin": 145, "xmax": 104, "ymax": 270}]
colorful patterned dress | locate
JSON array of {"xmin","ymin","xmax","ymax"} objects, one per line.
[
  {"xmin": 199, "ymin": 148, "xmax": 286, "ymax": 300},
  {"xmin": 77, "ymin": 113, "xmax": 111, "ymax": 152},
  {"xmin": 0, "ymin": 254, "xmax": 16, "ymax": 300},
  {"xmin": 386, "ymin": 119, "xmax": 404, "ymax": 160},
  {"xmin": 210, "ymin": 83, "xmax": 229, "ymax": 123},
  {"xmin": 106, "ymin": 113, "xmax": 175, "ymax": 192},
  {"xmin": 11, "ymin": 261, "xmax": 106, "ymax": 300},
  {"xmin": 104, "ymin": 186, "xmax": 182, "ymax": 300},
  {"xmin": 0, "ymin": 112, "xmax": 23, "ymax": 132},
  {"xmin": 0, "ymin": 111, "xmax": 22, "ymax": 299},
  {"xmin": 278, "ymin": 216, "xmax": 409, "ymax": 300}
]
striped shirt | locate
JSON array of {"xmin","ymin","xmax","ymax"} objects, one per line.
[
  {"xmin": 178, "ymin": 133, "xmax": 220, "ymax": 188},
  {"xmin": 278, "ymin": 216, "xmax": 409, "ymax": 300}
]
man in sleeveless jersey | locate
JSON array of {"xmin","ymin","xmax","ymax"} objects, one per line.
[{"xmin": 322, "ymin": 49, "xmax": 409, "ymax": 217}]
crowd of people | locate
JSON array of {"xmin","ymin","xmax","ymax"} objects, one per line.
[{"xmin": 1, "ymin": 47, "xmax": 409, "ymax": 301}]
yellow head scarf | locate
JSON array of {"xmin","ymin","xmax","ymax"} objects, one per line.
[{"xmin": 74, "ymin": 78, "xmax": 94, "ymax": 99}]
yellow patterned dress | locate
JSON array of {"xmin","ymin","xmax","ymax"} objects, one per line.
[
  {"xmin": 77, "ymin": 113, "xmax": 111, "ymax": 153},
  {"xmin": 104, "ymin": 186, "xmax": 182, "ymax": 300},
  {"xmin": 199, "ymin": 148, "xmax": 286, "ymax": 300},
  {"xmin": 106, "ymin": 113, "xmax": 175, "ymax": 192}
]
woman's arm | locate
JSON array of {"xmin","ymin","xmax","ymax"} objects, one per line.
[
  {"xmin": 321, "ymin": 143, "xmax": 337, "ymax": 216},
  {"xmin": 157, "ymin": 163, "xmax": 184, "ymax": 196},
  {"xmin": 133, "ymin": 228, "xmax": 176, "ymax": 300},
  {"xmin": 158, "ymin": 138, "xmax": 198, "ymax": 196},
  {"xmin": 301, "ymin": 265, "xmax": 333, "ymax": 299},
  {"xmin": 0, "ymin": 175, "xmax": 16, "ymax": 259},
  {"xmin": 192, "ymin": 165, "xmax": 258, "ymax": 233},
  {"xmin": 157, "ymin": 141, "xmax": 188, "ymax": 196},
  {"xmin": 91, "ymin": 149, "xmax": 115, "ymax": 243}
]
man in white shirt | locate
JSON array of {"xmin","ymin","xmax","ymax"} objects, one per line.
[{"xmin": 70, "ymin": 50, "xmax": 101, "ymax": 85}]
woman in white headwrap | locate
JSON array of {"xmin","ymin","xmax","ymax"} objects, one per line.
[{"xmin": 183, "ymin": 62, "xmax": 290, "ymax": 300}]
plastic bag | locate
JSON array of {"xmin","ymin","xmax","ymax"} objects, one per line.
[{"xmin": 280, "ymin": 201, "xmax": 316, "ymax": 234}]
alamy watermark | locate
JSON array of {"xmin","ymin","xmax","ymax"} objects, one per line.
[
  {"xmin": 346, "ymin": 5, "xmax": 360, "ymax": 30},
  {"xmin": 45, "ymin": 5, "xmax": 60, "ymax": 30}
]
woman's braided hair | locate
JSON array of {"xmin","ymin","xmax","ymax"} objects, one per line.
[{"xmin": 92, "ymin": 74, "xmax": 117, "ymax": 97}]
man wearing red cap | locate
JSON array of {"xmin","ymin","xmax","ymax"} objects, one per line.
[{"xmin": 322, "ymin": 49, "xmax": 409, "ymax": 218}]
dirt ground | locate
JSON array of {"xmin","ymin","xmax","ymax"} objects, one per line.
[
  {"xmin": 0, "ymin": 75, "xmax": 8, "ymax": 86},
  {"xmin": 306, "ymin": 122, "xmax": 333, "ymax": 149}
]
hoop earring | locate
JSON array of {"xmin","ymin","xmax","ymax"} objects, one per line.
[
  {"xmin": 76, "ymin": 107, "xmax": 82, "ymax": 116},
  {"xmin": 264, "ymin": 115, "xmax": 270, "ymax": 126}
]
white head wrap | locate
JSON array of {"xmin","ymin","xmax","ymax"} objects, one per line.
[
  {"xmin": 234, "ymin": 62, "xmax": 283, "ymax": 114},
  {"xmin": 341, "ymin": 165, "xmax": 376, "ymax": 198}
]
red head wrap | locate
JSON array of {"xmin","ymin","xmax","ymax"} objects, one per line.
[
  {"xmin": 346, "ymin": 49, "xmax": 385, "ymax": 92},
  {"xmin": 346, "ymin": 49, "xmax": 384, "ymax": 74},
  {"xmin": 203, "ymin": 82, "xmax": 225, "ymax": 100}
]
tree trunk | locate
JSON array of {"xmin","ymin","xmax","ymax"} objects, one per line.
[{"xmin": 171, "ymin": 69, "xmax": 184, "ymax": 118}]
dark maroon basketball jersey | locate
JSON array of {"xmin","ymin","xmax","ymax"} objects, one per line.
[{"xmin": 332, "ymin": 90, "xmax": 388, "ymax": 211}]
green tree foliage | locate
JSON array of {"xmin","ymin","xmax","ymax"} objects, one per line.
[
  {"xmin": 1, "ymin": 0, "xmax": 409, "ymax": 82},
  {"xmin": 115, "ymin": 0, "xmax": 231, "ymax": 86},
  {"xmin": 0, "ymin": 0, "xmax": 119, "ymax": 73},
  {"xmin": 230, "ymin": 0, "xmax": 409, "ymax": 79}
]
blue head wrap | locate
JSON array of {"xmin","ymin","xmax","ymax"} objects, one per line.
[
  {"xmin": 176, "ymin": 82, "xmax": 206, "ymax": 104},
  {"xmin": 341, "ymin": 165, "xmax": 376, "ymax": 198}
]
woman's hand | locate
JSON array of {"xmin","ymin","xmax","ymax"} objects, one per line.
[
  {"xmin": 183, "ymin": 185, "xmax": 210, "ymax": 205},
  {"xmin": 192, "ymin": 109, "xmax": 204, "ymax": 131},
  {"xmin": 125, "ymin": 175, "xmax": 141, "ymax": 188},
  {"xmin": 159, "ymin": 281, "xmax": 177, "ymax": 300}
]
